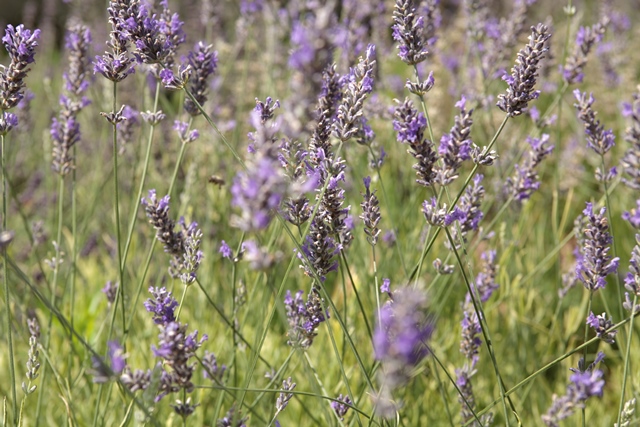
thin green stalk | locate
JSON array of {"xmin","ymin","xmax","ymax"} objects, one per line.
[
  {"xmin": 34, "ymin": 174, "xmax": 65, "ymax": 426},
  {"xmin": 120, "ymin": 80, "xmax": 161, "ymax": 291},
  {"xmin": 581, "ymin": 293, "xmax": 593, "ymax": 427},
  {"xmin": 1, "ymin": 132, "xmax": 17, "ymax": 426},
  {"xmin": 68, "ymin": 144, "xmax": 77, "ymax": 387},
  {"xmin": 112, "ymin": 81, "xmax": 126, "ymax": 337},
  {"xmin": 616, "ymin": 294, "xmax": 638, "ymax": 426},
  {"xmin": 444, "ymin": 227, "xmax": 514, "ymax": 425}
]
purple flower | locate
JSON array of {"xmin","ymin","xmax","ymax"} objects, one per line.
[
  {"xmin": 373, "ymin": 287, "xmax": 434, "ymax": 387},
  {"xmin": 621, "ymin": 90, "xmax": 640, "ymax": 189},
  {"xmin": 573, "ymin": 90, "xmax": 615, "ymax": 155},
  {"xmin": 563, "ymin": 20, "xmax": 607, "ymax": 85},
  {"xmin": 144, "ymin": 286, "xmax": 178, "ymax": 325},
  {"xmin": 219, "ymin": 240, "xmax": 232, "ymax": 259},
  {"xmin": 173, "ymin": 120, "xmax": 199, "ymax": 143},
  {"xmin": 622, "ymin": 200, "xmax": 640, "ymax": 229},
  {"xmin": 575, "ymin": 203, "xmax": 619, "ymax": 291},
  {"xmin": 63, "ymin": 24, "xmax": 92, "ymax": 96},
  {"xmin": 0, "ymin": 24, "xmax": 41, "ymax": 110},
  {"xmin": 380, "ymin": 278, "xmax": 391, "ymax": 294},
  {"xmin": 50, "ymin": 112, "xmax": 81, "ymax": 176},
  {"xmin": 0, "ymin": 112, "xmax": 18, "ymax": 135},
  {"xmin": 202, "ymin": 351, "xmax": 226, "ymax": 383},
  {"xmin": 91, "ymin": 340, "xmax": 126, "ymax": 383},
  {"xmin": 360, "ymin": 176, "xmax": 381, "ymax": 245},
  {"xmin": 284, "ymin": 287, "xmax": 329, "ymax": 349},
  {"xmin": 542, "ymin": 358, "xmax": 605, "ymax": 426},
  {"xmin": 586, "ymin": 312, "xmax": 617, "ymax": 344},
  {"xmin": 392, "ymin": 0, "xmax": 431, "ymax": 65},
  {"xmin": 102, "ymin": 281, "xmax": 118, "ymax": 306},
  {"xmin": 507, "ymin": 134, "xmax": 554, "ymax": 201},
  {"xmin": 184, "ymin": 41, "xmax": 217, "ymax": 116},
  {"xmin": 393, "ymin": 98, "xmax": 438, "ymax": 187},
  {"xmin": 333, "ymin": 45, "xmax": 376, "ymax": 142},
  {"xmin": 331, "ymin": 394, "xmax": 353, "ymax": 421},
  {"xmin": 436, "ymin": 96, "xmax": 473, "ymax": 185},
  {"xmin": 141, "ymin": 190, "xmax": 184, "ymax": 258},
  {"xmin": 496, "ymin": 24, "xmax": 551, "ymax": 117}
]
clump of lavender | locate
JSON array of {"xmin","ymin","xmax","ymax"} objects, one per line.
[
  {"xmin": 542, "ymin": 354, "xmax": 606, "ymax": 426},
  {"xmin": 563, "ymin": 17, "xmax": 608, "ymax": 84},
  {"xmin": 231, "ymin": 99, "xmax": 288, "ymax": 232},
  {"xmin": 51, "ymin": 24, "xmax": 93, "ymax": 175},
  {"xmin": 456, "ymin": 250, "xmax": 498, "ymax": 426},
  {"xmin": 393, "ymin": 98, "xmax": 438, "ymax": 187},
  {"xmin": 333, "ymin": 44, "xmax": 376, "ymax": 142},
  {"xmin": 184, "ymin": 41, "xmax": 218, "ymax": 116},
  {"xmin": 620, "ymin": 87, "xmax": 640, "ymax": 189},
  {"xmin": 284, "ymin": 287, "xmax": 329, "ymax": 350},
  {"xmin": 575, "ymin": 202, "xmax": 619, "ymax": 292},
  {"xmin": 436, "ymin": 96, "xmax": 474, "ymax": 185},
  {"xmin": 373, "ymin": 287, "xmax": 434, "ymax": 417},
  {"xmin": 331, "ymin": 394, "xmax": 353, "ymax": 421},
  {"xmin": 360, "ymin": 176, "xmax": 381, "ymax": 246},
  {"xmin": 392, "ymin": 0, "xmax": 432, "ymax": 65},
  {"xmin": 573, "ymin": 90, "xmax": 615, "ymax": 156},
  {"xmin": 506, "ymin": 134, "xmax": 554, "ymax": 201},
  {"xmin": 496, "ymin": 23, "xmax": 551, "ymax": 117},
  {"xmin": 586, "ymin": 312, "xmax": 617, "ymax": 344}
]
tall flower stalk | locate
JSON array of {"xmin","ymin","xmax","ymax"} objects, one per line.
[{"xmin": 0, "ymin": 23, "xmax": 40, "ymax": 425}]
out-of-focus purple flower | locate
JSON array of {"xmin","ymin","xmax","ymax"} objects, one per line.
[
  {"xmin": 275, "ymin": 377, "xmax": 296, "ymax": 414},
  {"xmin": 380, "ymin": 278, "xmax": 391, "ymax": 294},
  {"xmin": 586, "ymin": 312, "xmax": 617, "ymax": 344},
  {"xmin": 173, "ymin": 120, "xmax": 199, "ymax": 143},
  {"xmin": 240, "ymin": 0, "xmax": 264, "ymax": 15},
  {"xmin": 573, "ymin": 90, "xmax": 615, "ymax": 156},
  {"xmin": 393, "ymin": 98, "xmax": 438, "ymax": 187},
  {"xmin": 542, "ymin": 357, "xmax": 605, "ymax": 426},
  {"xmin": 117, "ymin": 105, "xmax": 139, "ymax": 154},
  {"xmin": 331, "ymin": 394, "xmax": 353, "ymax": 421},
  {"xmin": 144, "ymin": 286, "xmax": 178, "ymax": 325},
  {"xmin": 102, "ymin": 280, "xmax": 118, "ymax": 306},
  {"xmin": 179, "ymin": 222, "xmax": 203, "ymax": 285},
  {"xmin": 284, "ymin": 287, "xmax": 329, "ymax": 349},
  {"xmin": 92, "ymin": 340, "xmax": 126, "ymax": 383},
  {"xmin": 563, "ymin": 19, "xmax": 608, "ymax": 85},
  {"xmin": 0, "ymin": 24, "xmax": 41, "ymax": 111},
  {"xmin": 0, "ymin": 112, "xmax": 18, "ymax": 135},
  {"xmin": 184, "ymin": 41, "xmax": 217, "ymax": 116},
  {"xmin": 63, "ymin": 24, "xmax": 92, "ymax": 97},
  {"xmin": 507, "ymin": 134, "xmax": 554, "ymax": 201},
  {"xmin": 231, "ymin": 156, "xmax": 287, "ymax": 232},
  {"xmin": 50, "ymin": 111, "xmax": 81, "ymax": 176},
  {"xmin": 202, "ymin": 351, "xmax": 226, "ymax": 383},
  {"xmin": 496, "ymin": 24, "xmax": 551, "ymax": 117},
  {"xmin": 219, "ymin": 240, "xmax": 232, "ymax": 259},
  {"xmin": 375, "ymin": 289, "xmax": 432, "ymax": 366},
  {"xmin": 621, "ymin": 89, "xmax": 640, "ymax": 189},
  {"xmin": 373, "ymin": 287, "xmax": 433, "ymax": 416},
  {"xmin": 575, "ymin": 203, "xmax": 619, "ymax": 291}
]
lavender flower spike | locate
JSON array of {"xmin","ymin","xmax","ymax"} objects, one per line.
[
  {"xmin": 141, "ymin": 189, "xmax": 184, "ymax": 257},
  {"xmin": 575, "ymin": 202, "xmax": 619, "ymax": 291},
  {"xmin": 0, "ymin": 24, "xmax": 41, "ymax": 111},
  {"xmin": 506, "ymin": 134, "xmax": 554, "ymax": 201},
  {"xmin": 573, "ymin": 90, "xmax": 615, "ymax": 155},
  {"xmin": 360, "ymin": 176, "xmax": 381, "ymax": 246},
  {"xmin": 284, "ymin": 287, "xmax": 328, "ymax": 349},
  {"xmin": 392, "ymin": 0, "xmax": 430, "ymax": 65},
  {"xmin": 496, "ymin": 23, "xmax": 551, "ymax": 117},
  {"xmin": 184, "ymin": 41, "xmax": 217, "ymax": 116},
  {"xmin": 563, "ymin": 18, "xmax": 608, "ymax": 85},
  {"xmin": 436, "ymin": 96, "xmax": 474, "ymax": 185},
  {"xmin": 586, "ymin": 312, "xmax": 617, "ymax": 344}
]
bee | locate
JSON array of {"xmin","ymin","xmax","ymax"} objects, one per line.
[{"xmin": 208, "ymin": 175, "xmax": 225, "ymax": 187}]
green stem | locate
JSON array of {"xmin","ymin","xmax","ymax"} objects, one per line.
[
  {"xmin": 616, "ymin": 293, "xmax": 638, "ymax": 426},
  {"xmin": 1, "ymin": 132, "xmax": 17, "ymax": 426},
  {"xmin": 35, "ymin": 174, "xmax": 65, "ymax": 426}
]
